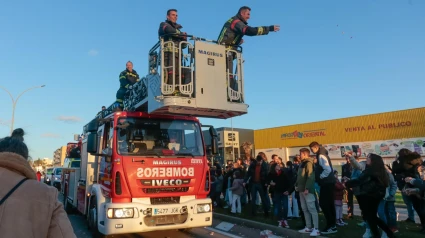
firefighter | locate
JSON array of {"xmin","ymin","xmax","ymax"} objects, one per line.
[
  {"xmin": 217, "ymin": 6, "xmax": 279, "ymax": 92},
  {"xmin": 158, "ymin": 9, "xmax": 188, "ymax": 96},
  {"xmin": 115, "ymin": 61, "xmax": 140, "ymax": 110},
  {"xmin": 96, "ymin": 106, "xmax": 106, "ymax": 118}
]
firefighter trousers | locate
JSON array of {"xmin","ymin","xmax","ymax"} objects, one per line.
[
  {"xmin": 115, "ymin": 87, "xmax": 127, "ymax": 107},
  {"xmin": 164, "ymin": 51, "xmax": 181, "ymax": 87}
]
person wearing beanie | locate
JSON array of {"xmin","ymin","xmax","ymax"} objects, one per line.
[{"xmin": 0, "ymin": 128, "xmax": 76, "ymax": 238}]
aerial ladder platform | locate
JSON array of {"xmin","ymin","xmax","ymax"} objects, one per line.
[{"xmin": 100, "ymin": 34, "xmax": 248, "ymax": 120}]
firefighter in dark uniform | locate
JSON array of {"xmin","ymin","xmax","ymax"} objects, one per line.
[
  {"xmin": 158, "ymin": 9, "xmax": 187, "ymax": 96},
  {"xmin": 217, "ymin": 6, "xmax": 279, "ymax": 91},
  {"xmin": 115, "ymin": 61, "xmax": 139, "ymax": 110}
]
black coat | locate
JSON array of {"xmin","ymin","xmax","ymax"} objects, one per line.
[
  {"xmin": 244, "ymin": 160, "xmax": 268, "ymax": 185},
  {"xmin": 267, "ymin": 169, "xmax": 291, "ymax": 193},
  {"xmin": 342, "ymin": 163, "xmax": 352, "ymax": 179},
  {"xmin": 345, "ymin": 168, "xmax": 386, "ymax": 199}
]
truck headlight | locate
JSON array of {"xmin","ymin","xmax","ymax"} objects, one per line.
[
  {"xmin": 196, "ymin": 203, "xmax": 211, "ymax": 213},
  {"xmin": 107, "ymin": 208, "xmax": 134, "ymax": 219}
]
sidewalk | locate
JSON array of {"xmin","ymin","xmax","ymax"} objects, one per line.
[
  {"xmin": 212, "ymin": 204, "xmax": 423, "ymax": 238},
  {"xmin": 213, "ymin": 212, "xmax": 327, "ymax": 238}
]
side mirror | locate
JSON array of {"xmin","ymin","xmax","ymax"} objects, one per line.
[
  {"xmin": 87, "ymin": 119, "xmax": 98, "ymax": 132},
  {"xmin": 73, "ymin": 134, "xmax": 80, "ymax": 141},
  {"xmin": 87, "ymin": 133, "xmax": 98, "ymax": 154},
  {"xmin": 201, "ymin": 124, "xmax": 219, "ymax": 155},
  {"xmin": 209, "ymin": 127, "xmax": 218, "ymax": 138},
  {"xmin": 209, "ymin": 127, "xmax": 218, "ymax": 155},
  {"xmin": 211, "ymin": 138, "xmax": 218, "ymax": 155}
]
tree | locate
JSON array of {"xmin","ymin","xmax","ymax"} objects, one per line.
[
  {"xmin": 33, "ymin": 158, "xmax": 44, "ymax": 167},
  {"xmin": 241, "ymin": 141, "xmax": 253, "ymax": 160}
]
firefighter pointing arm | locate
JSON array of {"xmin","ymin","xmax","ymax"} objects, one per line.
[
  {"xmin": 217, "ymin": 6, "xmax": 279, "ymax": 47},
  {"xmin": 217, "ymin": 6, "xmax": 279, "ymax": 92}
]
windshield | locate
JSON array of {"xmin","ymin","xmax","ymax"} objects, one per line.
[
  {"xmin": 46, "ymin": 168, "xmax": 53, "ymax": 175},
  {"xmin": 54, "ymin": 168, "xmax": 62, "ymax": 175},
  {"xmin": 116, "ymin": 117, "xmax": 204, "ymax": 156},
  {"xmin": 71, "ymin": 161, "xmax": 80, "ymax": 167}
]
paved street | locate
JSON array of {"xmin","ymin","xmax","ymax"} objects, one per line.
[
  {"xmin": 60, "ymin": 194, "xmax": 262, "ymax": 238},
  {"xmin": 67, "ymin": 212, "xmax": 262, "ymax": 238}
]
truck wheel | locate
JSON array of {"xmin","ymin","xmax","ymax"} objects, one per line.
[
  {"xmin": 64, "ymin": 198, "xmax": 73, "ymax": 214},
  {"xmin": 88, "ymin": 197, "xmax": 107, "ymax": 238},
  {"xmin": 87, "ymin": 197, "xmax": 96, "ymax": 229}
]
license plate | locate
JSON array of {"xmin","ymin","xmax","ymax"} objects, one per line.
[{"xmin": 153, "ymin": 207, "xmax": 179, "ymax": 216}]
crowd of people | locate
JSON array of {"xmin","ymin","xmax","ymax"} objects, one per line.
[
  {"xmin": 2, "ymin": 127, "xmax": 424, "ymax": 238},
  {"xmin": 208, "ymin": 141, "xmax": 425, "ymax": 238}
]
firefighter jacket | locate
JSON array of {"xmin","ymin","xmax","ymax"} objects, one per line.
[
  {"xmin": 119, "ymin": 69, "xmax": 140, "ymax": 89},
  {"xmin": 217, "ymin": 14, "xmax": 274, "ymax": 49},
  {"xmin": 158, "ymin": 20, "xmax": 187, "ymax": 52}
]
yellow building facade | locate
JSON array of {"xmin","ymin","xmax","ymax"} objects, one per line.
[{"xmin": 254, "ymin": 107, "xmax": 425, "ymax": 160}]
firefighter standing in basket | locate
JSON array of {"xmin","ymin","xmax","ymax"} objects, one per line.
[
  {"xmin": 217, "ymin": 6, "xmax": 280, "ymax": 91},
  {"xmin": 158, "ymin": 9, "xmax": 188, "ymax": 96},
  {"xmin": 115, "ymin": 61, "xmax": 140, "ymax": 111}
]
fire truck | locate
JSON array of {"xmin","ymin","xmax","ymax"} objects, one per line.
[{"xmin": 62, "ymin": 34, "xmax": 248, "ymax": 237}]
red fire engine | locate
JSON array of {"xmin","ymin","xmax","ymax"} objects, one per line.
[{"xmin": 62, "ymin": 34, "xmax": 247, "ymax": 237}]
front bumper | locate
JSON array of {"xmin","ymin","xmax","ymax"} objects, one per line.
[{"xmin": 99, "ymin": 198, "xmax": 212, "ymax": 235}]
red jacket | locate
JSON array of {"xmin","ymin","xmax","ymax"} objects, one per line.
[{"xmin": 334, "ymin": 180, "xmax": 345, "ymax": 200}]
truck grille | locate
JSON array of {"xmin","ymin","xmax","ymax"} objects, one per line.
[
  {"xmin": 143, "ymin": 187, "xmax": 189, "ymax": 194},
  {"xmin": 150, "ymin": 197, "xmax": 180, "ymax": 205}
]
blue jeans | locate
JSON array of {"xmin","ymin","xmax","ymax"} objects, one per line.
[
  {"xmin": 273, "ymin": 192, "xmax": 289, "ymax": 220},
  {"xmin": 377, "ymin": 200, "xmax": 397, "ymax": 228},
  {"xmin": 386, "ymin": 201, "xmax": 397, "ymax": 228},
  {"xmin": 377, "ymin": 200, "xmax": 388, "ymax": 224},
  {"xmin": 402, "ymin": 192, "xmax": 415, "ymax": 221},
  {"xmin": 251, "ymin": 183, "xmax": 270, "ymax": 214}
]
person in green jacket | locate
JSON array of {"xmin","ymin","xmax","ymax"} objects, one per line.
[{"xmin": 295, "ymin": 148, "xmax": 320, "ymax": 236}]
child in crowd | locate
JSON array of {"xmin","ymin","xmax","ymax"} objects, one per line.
[
  {"xmin": 229, "ymin": 171, "xmax": 244, "ymax": 214},
  {"xmin": 334, "ymin": 171, "xmax": 347, "ymax": 226}
]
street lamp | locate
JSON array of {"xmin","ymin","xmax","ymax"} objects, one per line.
[{"xmin": 0, "ymin": 85, "xmax": 46, "ymax": 135}]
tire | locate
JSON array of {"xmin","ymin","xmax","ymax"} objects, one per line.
[
  {"xmin": 88, "ymin": 197, "xmax": 107, "ymax": 238},
  {"xmin": 64, "ymin": 197, "xmax": 73, "ymax": 214}
]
